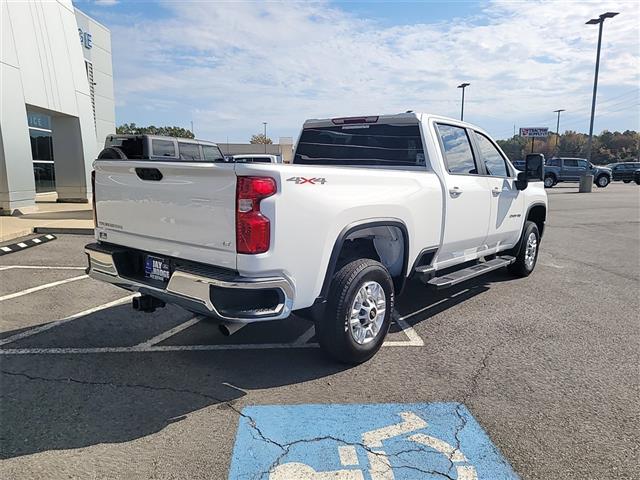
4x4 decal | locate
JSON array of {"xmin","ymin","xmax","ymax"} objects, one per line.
[{"xmin": 286, "ymin": 177, "xmax": 327, "ymax": 185}]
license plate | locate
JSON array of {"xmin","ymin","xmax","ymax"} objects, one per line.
[{"xmin": 144, "ymin": 255, "xmax": 171, "ymax": 282}]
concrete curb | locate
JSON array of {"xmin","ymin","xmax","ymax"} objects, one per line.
[
  {"xmin": 34, "ymin": 227, "xmax": 94, "ymax": 236},
  {"xmin": 0, "ymin": 234, "xmax": 57, "ymax": 256}
]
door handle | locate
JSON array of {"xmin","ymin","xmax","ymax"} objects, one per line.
[
  {"xmin": 449, "ymin": 187, "xmax": 462, "ymax": 198},
  {"xmin": 492, "ymin": 187, "xmax": 501, "ymax": 197}
]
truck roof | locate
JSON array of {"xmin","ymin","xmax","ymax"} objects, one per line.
[
  {"xmin": 105, "ymin": 134, "xmax": 219, "ymax": 147},
  {"xmin": 302, "ymin": 112, "xmax": 482, "ymax": 131}
]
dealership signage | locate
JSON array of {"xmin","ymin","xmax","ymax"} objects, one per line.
[
  {"xmin": 519, "ymin": 127, "xmax": 549, "ymax": 138},
  {"xmin": 78, "ymin": 28, "xmax": 92, "ymax": 49}
]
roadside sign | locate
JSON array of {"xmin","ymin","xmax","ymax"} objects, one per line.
[
  {"xmin": 519, "ymin": 128, "xmax": 548, "ymax": 138},
  {"xmin": 229, "ymin": 403, "xmax": 518, "ymax": 479}
]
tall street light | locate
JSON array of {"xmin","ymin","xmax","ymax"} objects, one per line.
[
  {"xmin": 262, "ymin": 122, "xmax": 267, "ymax": 153},
  {"xmin": 553, "ymin": 109, "xmax": 565, "ymax": 153},
  {"xmin": 581, "ymin": 11, "xmax": 619, "ymax": 193},
  {"xmin": 457, "ymin": 83, "xmax": 470, "ymax": 121}
]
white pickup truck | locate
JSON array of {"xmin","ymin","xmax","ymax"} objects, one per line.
[{"xmin": 86, "ymin": 113, "xmax": 547, "ymax": 363}]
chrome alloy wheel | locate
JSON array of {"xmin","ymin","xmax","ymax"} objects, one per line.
[
  {"xmin": 524, "ymin": 232, "xmax": 538, "ymax": 269},
  {"xmin": 349, "ymin": 281, "xmax": 386, "ymax": 345}
]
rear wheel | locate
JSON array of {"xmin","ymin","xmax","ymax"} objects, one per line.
[
  {"xmin": 543, "ymin": 175, "xmax": 555, "ymax": 188},
  {"xmin": 316, "ymin": 259, "xmax": 393, "ymax": 364},
  {"xmin": 508, "ymin": 221, "xmax": 540, "ymax": 278},
  {"xmin": 623, "ymin": 179, "xmax": 631, "ymax": 183},
  {"xmin": 596, "ymin": 175, "xmax": 610, "ymax": 188}
]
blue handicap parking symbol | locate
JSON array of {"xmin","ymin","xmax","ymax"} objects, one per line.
[{"xmin": 229, "ymin": 403, "xmax": 518, "ymax": 479}]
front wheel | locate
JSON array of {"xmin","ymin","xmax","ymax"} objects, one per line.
[
  {"xmin": 623, "ymin": 179, "xmax": 631, "ymax": 183},
  {"xmin": 316, "ymin": 259, "xmax": 393, "ymax": 364},
  {"xmin": 508, "ymin": 221, "xmax": 540, "ymax": 278},
  {"xmin": 596, "ymin": 175, "xmax": 610, "ymax": 188}
]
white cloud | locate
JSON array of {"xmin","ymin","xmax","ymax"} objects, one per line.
[
  {"xmin": 94, "ymin": 0, "xmax": 119, "ymax": 6},
  {"xmin": 109, "ymin": 0, "xmax": 640, "ymax": 141}
]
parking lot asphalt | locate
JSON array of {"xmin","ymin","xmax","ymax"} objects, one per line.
[{"xmin": 1, "ymin": 182, "xmax": 638, "ymax": 479}]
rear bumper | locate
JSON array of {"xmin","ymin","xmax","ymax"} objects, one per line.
[{"xmin": 85, "ymin": 243, "xmax": 294, "ymax": 323}]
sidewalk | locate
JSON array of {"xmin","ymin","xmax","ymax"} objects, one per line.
[{"xmin": 0, "ymin": 193, "xmax": 94, "ymax": 242}]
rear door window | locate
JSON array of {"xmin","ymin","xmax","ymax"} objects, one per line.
[
  {"xmin": 152, "ymin": 139, "xmax": 176, "ymax": 157},
  {"xmin": 436, "ymin": 124, "xmax": 478, "ymax": 175},
  {"xmin": 294, "ymin": 123, "xmax": 425, "ymax": 167},
  {"xmin": 473, "ymin": 132, "xmax": 509, "ymax": 177},
  {"xmin": 202, "ymin": 145, "xmax": 224, "ymax": 162},
  {"xmin": 178, "ymin": 142, "xmax": 201, "ymax": 161},
  {"xmin": 564, "ymin": 159, "xmax": 578, "ymax": 167}
]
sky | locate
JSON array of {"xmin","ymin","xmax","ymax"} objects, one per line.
[{"xmin": 78, "ymin": 0, "xmax": 640, "ymax": 143}]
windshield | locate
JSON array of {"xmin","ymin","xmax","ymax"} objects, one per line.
[{"xmin": 294, "ymin": 123, "xmax": 425, "ymax": 167}]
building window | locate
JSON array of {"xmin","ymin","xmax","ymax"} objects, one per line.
[
  {"xmin": 28, "ymin": 111, "xmax": 56, "ymax": 193},
  {"xmin": 85, "ymin": 61, "xmax": 96, "ymax": 131}
]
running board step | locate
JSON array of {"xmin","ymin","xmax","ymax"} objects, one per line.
[{"xmin": 426, "ymin": 256, "xmax": 515, "ymax": 290}]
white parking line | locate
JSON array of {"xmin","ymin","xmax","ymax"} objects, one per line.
[
  {"xmin": 0, "ymin": 343, "xmax": 320, "ymax": 355},
  {"xmin": 136, "ymin": 316, "xmax": 204, "ymax": 347},
  {"xmin": 0, "ymin": 275, "xmax": 88, "ymax": 302},
  {"xmin": 0, "ymin": 295, "xmax": 135, "ymax": 347},
  {"xmin": 0, "ymin": 265, "xmax": 86, "ymax": 271},
  {"xmin": 384, "ymin": 317, "xmax": 425, "ymax": 347},
  {"xmin": 293, "ymin": 326, "xmax": 316, "ymax": 345},
  {"xmin": 0, "ymin": 301, "xmax": 425, "ymax": 354}
]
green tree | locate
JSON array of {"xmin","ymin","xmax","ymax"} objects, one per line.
[
  {"xmin": 250, "ymin": 133, "xmax": 273, "ymax": 144},
  {"xmin": 116, "ymin": 123, "xmax": 195, "ymax": 139}
]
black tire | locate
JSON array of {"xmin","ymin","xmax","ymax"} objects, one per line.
[
  {"xmin": 543, "ymin": 175, "xmax": 555, "ymax": 188},
  {"xmin": 508, "ymin": 221, "xmax": 540, "ymax": 278},
  {"xmin": 595, "ymin": 175, "xmax": 610, "ymax": 188},
  {"xmin": 315, "ymin": 259, "xmax": 394, "ymax": 364},
  {"xmin": 623, "ymin": 179, "xmax": 631, "ymax": 183},
  {"xmin": 635, "ymin": 179, "xmax": 640, "ymax": 185}
]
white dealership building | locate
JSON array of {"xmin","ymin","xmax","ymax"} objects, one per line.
[{"xmin": 1, "ymin": 0, "xmax": 114, "ymax": 213}]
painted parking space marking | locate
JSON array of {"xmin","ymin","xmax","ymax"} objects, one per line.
[
  {"xmin": 0, "ymin": 295, "xmax": 135, "ymax": 347},
  {"xmin": 0, "ymin": 274, "xmax": 88, "ymax": 302},
  {"xmin": 136, "ymin": 316, "xmax": 204, "ymax": 347},
  {"xmin": 0, "ymin": 265, "xmax": 86, "ymax": 271},
  {"xmin": 0, "ymin": 267, "xmax": 425, "ymax": 354},
  {"xmin": 229, "ymin": 403, "xmax": 518, "ymax": 480}
]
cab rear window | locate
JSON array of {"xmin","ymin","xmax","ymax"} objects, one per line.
[{"xmin": 294, "ymin": 124, "xmax": 425, "ymax": 167}]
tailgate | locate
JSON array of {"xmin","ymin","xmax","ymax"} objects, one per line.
[{"xmin": 94, "ymin": 161, "xmax": 237, "ymax": 269}]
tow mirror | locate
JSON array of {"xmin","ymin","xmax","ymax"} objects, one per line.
[
  {"xmin": 516, "ymin": 153, "xmax": 545, "ymax": 190},
  {"xmin": 526, "ymin": 153, "xmax": 544, "ymax": 181}
]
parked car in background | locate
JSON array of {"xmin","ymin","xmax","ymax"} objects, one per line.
[
  {"xmin": 607, "ymin": 162, "xmax": 640, "ymax": 183},
  {"xmin": 544, "ymin": 157, "xmax": 611, "ymax": 188},
  {"xmin": 512, "ymin": 160, "xmax": 525, "ymax": 171},
  {"xmin": 232, "ymin": 154, "xmax": 282, "ymax": 164},
  {"xmin": 99, "ymin": 134, "xmax": 226, "ymax": 162}
]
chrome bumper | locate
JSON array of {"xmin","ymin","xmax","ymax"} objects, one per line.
[{"xmin": 85, "ymin": 243, "xmax": 294, "ymax": 323}]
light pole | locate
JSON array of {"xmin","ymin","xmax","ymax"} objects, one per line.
[
  {"xmin": 553, "ymin": 109, "xmax": 565, "ymax": 154},
  {"xmin": 262, "ymin": 122, "xmax": 267, "ymax": 153},
  {"xmin": 581, "ymin": 11, "xmax": 619, "ymax": 193},
  {"xmin": 457, "ymin": 83, "xmax": 470, "ymax": 121}
]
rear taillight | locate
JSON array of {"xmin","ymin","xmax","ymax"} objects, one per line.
[
  {"xmin": 91, "ymin": 170, "xmax": 97, "ymax": 228},
  {"xmin": 236, "ymin": 176, "xmax": 277, "ymax": 254}
]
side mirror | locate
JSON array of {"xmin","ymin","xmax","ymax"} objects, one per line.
[{"xmin": 515, "ymin": 171, "xmax": 528, "ymax": 190}]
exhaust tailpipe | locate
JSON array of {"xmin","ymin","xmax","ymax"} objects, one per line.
[{"xmin": 219, "ymin": 322, "xmax": 247, "ymax": 336}]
